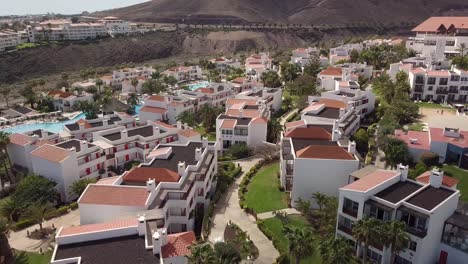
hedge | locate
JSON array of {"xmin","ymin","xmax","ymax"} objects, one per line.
[
  {"xmin": 12, "ymin": 219, "xmax": 36, "ymax": 231},
  {"xmin": 69, "ymin": 202, "xmax": 79, "ymax": 210}
]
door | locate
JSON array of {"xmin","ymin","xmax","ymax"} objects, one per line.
[{"xmin": 439, "ymin": 250, "xmax": 448, "ymax": 264}]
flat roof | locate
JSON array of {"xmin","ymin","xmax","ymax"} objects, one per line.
[
  {"xmin": 375, "ymin": 181, "xmax": 423, "ymax": 204},
  {"xmin": 304, "ymin": 107, "xmax": 340, "ymax": 119},
  {"xmin": 350, "ymin": 165, "xmax": 382, "ymax": 179},
  {"xmin": 342, "ymin": 170, "xmax": 398, "ymax": 192},
  {"xmin": 145, "ymin": 142, "xmax": 203, "ymax": 172},
  {"xmin": 55, "ymin": 235, "xmax": 157, "ymax": 264},
  {"xmin": 56, "ymin": 139, "xmax": 95, "ymax": 152},
  {"xmin": 406, "ymin": 186, "xmax": 455, "ymax": 211}
]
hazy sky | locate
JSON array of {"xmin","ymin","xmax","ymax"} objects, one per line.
[{"xmin": 1, "ymin": 0, "xmax": 150, "ymax": 16}]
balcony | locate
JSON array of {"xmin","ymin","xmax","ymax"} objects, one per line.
[
  {"xmin": 337, "ymin": 224, "xmax": 353, "ymax": 236},
  {"xmin": 406, "ymin": 226, "xmax": 427, "ymax": 238},
  {"xmin": 342, "ymin": 207, "xmax": 358, "ymax": 218},
  {"xmin": 436, "ymin": 89, "xmax": 449, "ymax": 95}
]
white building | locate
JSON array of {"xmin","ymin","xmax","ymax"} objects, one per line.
[
  {"xmin": 162, "ymin": 66, "xmax": 202, "ymax": 82},
  {"xmin": 280, "ymin": 125, "xmax": 360, "ymax": 206},
  {"xmin": 234, "ymin": 87, "xmax": 283, "ymax": 112},
  {"xmin": 78, "ymin": 138, "xmax": 217, "ymax": 233},
  {"xmin": 103, "ymin": 66, "xmax": 156, "ymax": 88},
  {"xmin": 51, "ymin": 217, "xmax": 195, "ymax": 264},
  {"xmin": 47, "ymin": 89, "xmax": 94, "ymax": 112},
  {"xmin": 0, "ymin": 30, "xmax": 21, "ymax": 51},
  {"xmin": 319, "ymin": 87, "xmax": 376, "ymax": 117},
  {"xmin": 27, "ymin": 19, "xmax": 108, "ymax": 42},
  {"xmin": 98, "ymin": 16, "xmax": 132, "ymax": 35},
  {"xmin": 245, "ymin": 53, "xmax": 273, "ymax": 80},
  {"xmin": 406, "ymin": 17, "xmax": 468, "ymax": 59},
  {"xmin": 30, "ymin": 139, "xmax": 108, "ymax": 202},
  {"xmin": 329, "ymin": 43, "xmax": 363, "ymax": 65},
  {"xmin": 210, "ymin": 57, "xmax": 241, "ymax": 72},
  {"xmin": 290, "ymin": 47, "xmax": 328, "ymax": 68},
  {"xmin": 337, "ymin": 165, "xmax": 464, "ymax": 264},
  {"xmin": 317, "ymin": 63, "xmax": 373, "ymax": 91}
]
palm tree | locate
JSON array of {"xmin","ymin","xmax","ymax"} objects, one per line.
[
  {"xmin": 352, "ymin": 217, "xmax": 381, "ymax": 264},
  {"xmin": 0, "ymin": 197, "xmax": 19, "ymax": 222},
  {"xmin": 320, "ymin": 236, "xmax": 356, "ymax": 264},
  {"xmin": 187, "ymin": 242, "xmax": 217, "ymax": 264},
  {"xmin": 0, "ymin": 131, "xmax": 12, "ymax": 181},
  {"xmin": 214, "ymin": 242, "xmax": 241, "ymax": 264},
  {"xmin": 131, "ymin": 78, "xmax": 139, "ymax": 93},
  {"xmin": 127, "ymin": 93, "xmax": 140, "ymax": 113},
  {"xmin": 294, "ymin": 198, "xmax": 311, "ymax": 216},
  {"xmin": 457, "ymin": 43, "xmax": 467, "ymax": 57},
  {"xmin": 0, "ymin": 87, "xmax": 11, "ymax": 108},
  {"xmin": 267, "ymin": 118, "xmax": 282, "ymax": 143},
  {"xmin": 24, "ymin": 202, "xmax": 53, "ymax": 234},
  {"xmin": 95, "ymin": 79, "xmax": 104, "ymax": 94},
  {"xmin": 0, "ymin": 218, "xmax": 13, "ymax": 263},
  {"xmin": 284, "ymin": 226, "xmax": 315, "ymax": 264},
  {"xmin": 382, "ymin": 221, "xmax": 409, "ymax": 264},
  {"xmin": 312, "ymin": 192, "xmax": 328, "ymax": 210}
]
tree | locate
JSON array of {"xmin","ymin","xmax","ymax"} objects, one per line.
[
  {"xmin": 303, "ymin": 57, "xmax": 322, "ymax": 77},
  {"xmin": 261, "ymin": 71, "xmax": 281, "ymax": 88},
  {"xmin": 353, "ymin": 129, "xmax": 369, "ymax": 153},
  {"xmin": 151, "ymin": 71, "xmax": 161, "ymax": 80},
  {"xmin": 0, "ymin": 197, "xmax": 19, "ymax": 222},
  {"xmin": 419, "ymin": 152, "xmax": 439, "ymax": 167},
  {"xmin": 214, "ymin": 242, "xmax": 241, "ymax": 264},
  {"xmin": 357, "ymin": 75, "xmax": 369, "ymax": 91},
  {"xmin": 23, "ymin": 202, "xmax": 53, "ymax": 234},
  {"xmin": 284, "ymin": 226, "xmax": 315, "ymax": 264},
  {"xmin": 141, "ymin": 79, "xmax": 167, "ymax": 95},
  {"xmin": 163, "ymin": 76, "xmax": 178, "ymax": 86},
  {"xmin": 226, "ymin": 143, "xmax": 251, "ymax": 159},
  {"xmin": 71, "ymin": 17, "xmax": 79, "ymax": 23},
  {"xmin": 208, "ymin": 70, "xmax": 221, "ymax": 83},
  {"xmin": 349, "ymin": 49, "xmax": 360, "ymax": 63},
  {"xmin": 188, "ymin": 243, "xmax": 217, "ymax": 264},
  {"xmin": 267, "ymin": 118, "xmax": 282, "ymax": 143},
  {"xmin": 20, "ymin": 84, "xmax": 37, "ymax": 109},
  {"xmin": 352, "ymin": 217, "xmax": 381, "ymax": 264},
  {"xmin": 312, "ymin": 192, "xmax": 328, "ymax": 211},
  {"xmin": 320, "ymin": 236, "xmax": 357, "ymax": 264},
  {"xmin": 0, "ymin": 218, "xmax": 13, "ymax": 264},
  {"xmin": 281, "ymin": 62, "xmax": 301, "ymax": 83},
  {"xmin": 177, "ymin": 111, "xmax": 197, "ymax": 127},
  {"xmin": 126, "ymin": 93, "xmax": 140, "ymax": 114},
  {"xmin": 95, "ymin": 79, "xmax": 104, "ymax": 94},
  {"xmin": 253, "ymin": 144, "xmax": 280, "ymax": 160},
  {"xmin": 0, "ymin": 87, "xmax": 11, "ymax": 108},
  {"xmin": 131, "ymin": 78, "xmax": 139, "ymax": 92},
  {"xmin": 457, "ymin": 43, "xmax": 467, "ymax": 57},
  {"xmin": 75, "ymin": 101, "xmax": 99, "ymax": 120},
  {"xmin": 294, "ymin": 198, "xmax": 311, "ymax": 216},
  {"xmin": 69, "ymin": 178, "xmax": 98, "ymax": 197},
  {"xmin": 382, "ymin": 221, "xmax": 409, "ymax": 264},
  {"xmin": 382, "ymin": 138, "xmax": 411, "ymax": 169},
  {"xmin": 12, "ymin": 175, "xmax": 57, "ymax": 209}
]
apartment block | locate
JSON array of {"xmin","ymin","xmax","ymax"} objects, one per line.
[
  {"xmin": 47, "ymin": 90, "xmax": 94, "ymax": 112},
  {"xmin": 394, "ymin": 127, "xmax": 468, "ymax": 169},
  {"xmin": 0, "ymin": 30, "xmax": 21, "ymax": 51},
  {"xmin": 406, "ymin": 17, "xmax": 468, "ymax": 59},
  {"xmin": 337, "ymin": 165, "xmax": 462, "ymax": 264},
  {"xmin": 317, "ymin": 63, "xmax": 373, "ymax": 91},
  {"xmin": 290, "ymin": 47, "xmax": 328, "ymax": 68},
  {"xmin": 64, "ymin": 112, "xmax": 136, "ymax": 140},
  {"xmin": 51, "ymin": 217, "xmax": 195, "ymax": 264},
  {"xmin": 98, "ymin": 16, "xmax": 132, "ymax": 34},
  {"xmin": 162, "ymin": 66, "xmax": 202, "ymax": 82},
  {"xmin": 234, "ymin": 86, "xmax": 283, "ymax": 112},
  {"xmin": 102, "ymin": 66, "xmax": 156, "ymax": 87},
  {"xmin": 92, "ymin": 120, "xmax": 200, "ymax": 168},
  {"xmin": 210, "ymin": 57, "xmax": 241, "ymax": 71},
  {"xmin": 78, "ymin": 139, "xmax": 217, "ymax": 233},
  {"xmin": 280, "ymin": 125, "xmax": 360, "ymax": 206},
  {"xmin": 245, "ymin": 52, "xmax": 273, "ymax": 80},
  {"xmin": 317, "ymin": 87, "xmax": 376, "ymax": 117},
  {"xmin": 27, "ymin": 19, "xmax": 108, "ymax": 42}
]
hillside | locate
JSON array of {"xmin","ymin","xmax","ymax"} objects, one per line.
[{"xmin": 97, "ymin": 0, "xmax": 468, "ymax": 25}]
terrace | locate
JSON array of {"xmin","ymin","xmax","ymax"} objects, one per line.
[
  {"xmin": 374, "ymin": 181, "xmax": 422, "ymax": 204},
  {"xmin": 442, "ymin": 213, "xmax": 468, "ymax": 253}
]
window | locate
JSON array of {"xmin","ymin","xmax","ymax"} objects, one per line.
[
  {"xmin": 439, "ymin": 78, "xmax": 448, "ymax": 85},
  {"xmin": 366, "ymin": 249, "xmax": 382, "ymax": 263},
  {"xmin": 395, "ymin": 256, "xmax": 412, "ymax": 264},
  {"xmin": 408, "ymin": 240, "xmax": 417, "ymax": 251},
  {"xmin": 428, "ymin": 86, "xmax": 433, "ymax": 91},
  {"xmin": 369, "ymin": 206, "xmax": 387, "ymax": 221},
  {"xmin": 343, "ymin": 198, "xmax": 359, "ymax": 217},
  {"xmin": 427, "ymin": 77, "xmax": 436, "ymax": 85}
]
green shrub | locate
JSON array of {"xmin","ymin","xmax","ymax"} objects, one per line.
[
  {"xmin": 13, "ymin": 219, "xmax": 36, "ymax": 231},
  {"xmin": 420, "ymin": 152, "xmax": 439, "ymax": 167},
  {"xmin": 69, "ymin": 202, "xmax": 79, "ymax": 210}
]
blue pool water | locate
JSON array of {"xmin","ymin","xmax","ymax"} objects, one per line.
[
  {"xmin": 188, "ymin": 81, "xmax": 210, "ymax": 91},
  {"xmin": 2, "ymin": 113, "xmax": 86, "ymax": 134}
]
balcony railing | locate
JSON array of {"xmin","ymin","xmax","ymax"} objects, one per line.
[
  {"xmin": 337, "ymin": 224, "xmax": 353, "ymax": 236},
  {"xmin": 436, "ymin": 89, "xmax": 449, "ymax": 95},
  {"xmin": 406, "ymin": 226, "xmax": 427, "ymax": 238},
  {"xmin": 342, "ymin": 207, "xmax": 358, "ymax": 218}
]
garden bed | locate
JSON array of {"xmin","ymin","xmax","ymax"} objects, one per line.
[{"xmin": 224, "ymin": 222, "xmax": 259, "ymax": 260}]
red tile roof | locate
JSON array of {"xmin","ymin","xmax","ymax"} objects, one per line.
[
  {"xmin": 427, "ymin": 70, "xmax": 450, "ymax": 77},
  {"xmin": 226, "ymin": 98, "xmax": 257, "ymax": 106},
  {"xmin": 251, "ymin": 117, "xmax": 268, "ymax": 125},
  {"xmin": 394, "ymin": 130, "xmax": 430, "ymax": 151},
  {"xmin": 149, "ymin": 95, "xmax": 166, "ymax": 102},
  {"xmin": 285, "ymin": 120, "xmax": 306, "ymax": 129},
  {"xmin": 47, "ymin": 90, "xmax": 74, "ymax": 98},
  {"xmin": 161, "ymin": 231, "xmax": 196, "ymax": 258},
  {"xmin": 221, "ymin": 119, "xmax": 236, "ymax": 129},
  {"xmin": 341, "ymin": 170, "xmax": 399, "ymax": 192},
  {"xmin": 285, "ymin": 127, "xmax": 331, "ymax": 140},
  {"xmin": 9, "ymin": 133, "xmax": 32, "ymax": 146},
  {"xmin": 79, "ymin": 185, "xmax": 149, "ymax": 206},
  {"xmin": 195, "ymin": 88, "xmax": 214, "ymax": 94},
  {"xmin": 296, "ymin": 145, "xmax": 355, "ymax": 160},
  {"xmin": 178, "ymin": 129, "xmax": 200, "ymax": 138},
  {"xmin": 412, "ymin": 17, "xmax": 468, "ymax": 32},
  {"xmin": 31, "ymin": 144, "xmax": 71, "ymax": 163},
  {"xmin": 232, "ymin": 77, "xmax": 246, "ymax": 84},
  {"xmin": 429, "ymin": 127, "xmax": 468, "ymax": 148},
  {"xmin": 96, "ymin": 176, "xmax": 121, "ymax": 185},
  {"xmin": 226, "ymin": 109, "xmax": 261, "ymax": 118},
  {"xmin": 140, "ymin": 106, "xmax": 167, "ymax": 114},
  {"xmin": 59, "ymin": 218, "xmax": 138, "ymax": 236},
  {"xmin": 416, "ymin": 171, "xmax": 459, "ymax": 188},
  {"xmin": 319, "ymin": 67, "xmax": 343, "ymax": 76},
  {"xmin": 76, "ymin": 119, "xmax": 92, "ymax": 129},
  {"xmin": 317, "ymin": 98, "xmax": 347, "ymax": 109},
  {"xmin": 411, "ymin": 67, "xmax": 426, "ymax": 74},
  {"xmin": 123, "ymin": 167, "xmax": 180, "ymax": 184},
  {"xmin": 152, "ymin": 121, "xmax": 174, "ymax": 129}
]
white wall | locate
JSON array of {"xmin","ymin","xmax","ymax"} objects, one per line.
[
  {"xmin": 439, "ymin": 243, "xmax": 468, "ymax": 264},
  {"xmin": 56, "ymin": 225, "xmax": 138, "ymax": 245},
  {"xmin": 7, "ymin": 144, "xmax": 34, "ymax": 172},
  {"xmin": 79, "ymin": 203, "xmax": 146, "ymax": 224},
  {"xmin": 164, "ymin": 256, "xmax": 187, "ymax": 264},
  {"xmin": 430, "ymin": 141, "xmax": 449, "ymax": 163}
]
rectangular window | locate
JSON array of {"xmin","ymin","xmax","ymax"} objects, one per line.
[
  {"xmin": 439, "ymin": 78, "xmax": 448, "ymax": 86},
  {"xmin": 427, "ymin": 77, "xmax": 436, "ymax": 85},
  {"xmin": 408, "ymin": 240, "xmax": 417, "ymax": 251}
]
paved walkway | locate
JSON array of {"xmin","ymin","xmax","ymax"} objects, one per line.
[
  {"xmin": 208, "ymin": 157, "xmax": 279, "ymax": 264},
  {"xmin": 9, "ymin": 209, "xmax": 80, "ymax": 252},
  {"xmin": 256, "ymin": 208, "xmax": 301, "ymax": 220}
]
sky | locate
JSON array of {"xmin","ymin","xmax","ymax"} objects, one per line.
[{"xmin": 0, "ymin": 0, "xmax": 150, "ymax": 16}]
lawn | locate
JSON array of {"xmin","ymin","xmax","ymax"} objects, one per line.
[
  {"xmin": 443, "ymin": 165, "xmax": 468, "ymax": 201},
  {"xmin": 16, "ymin": 251, "xmax": 52, "ymax": 264},
  {"xmin": 193, "ymin": 126, "xmax": 216, "ymax": 141},
  {"xmin": 245, "ymin": 162, "xmax": 288, "ymax": 213},
  {"xmin": 259, "ymin": 215, "xmax": 322, "ymax": 264},
  {"xmin": 417, "ymin": 102, "xmax": 455, "ymax": 112}
]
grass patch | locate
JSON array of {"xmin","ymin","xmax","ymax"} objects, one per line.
[
  {"xmin": 259, "ymin": 215, "xmax": 321, "ymax": 264},
  {"xmin": 408, "ymin": 123, "xmax": 425, "ymax": 131},
  {"xmin": 417, "ymin": 102, "xmax": 455, "ymax": 111},
  {"xmin": 443, "ymin": 165, "xmax": 468, "ymax": 201},
  {"xmin": 193, "ymin": 126, "xmax": 216, "ymax": 141},
  {"xmin": 245, "ymin": 163, "xmax": 288, "ymax": 213},
  {"xmin": 16, "ymin": 251, "xmax": 52, "ymax": 264}
]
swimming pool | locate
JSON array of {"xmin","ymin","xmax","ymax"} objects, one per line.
[
  {"xmin": 188, "ymin": 81, "xmax": 210, "ymax": 91},
  {"xmin": 2, "ymin": 113, "xmax": 86, "ymax": 134}
]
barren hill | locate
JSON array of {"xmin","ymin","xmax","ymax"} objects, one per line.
[{"xmin": 97, "ymin": 0, "xmax": 468, "ymax": 25}]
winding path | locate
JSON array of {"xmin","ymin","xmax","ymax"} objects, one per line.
[{"xmin": 208, "ymin": 157, "xmax": 279, "ymax": 264}]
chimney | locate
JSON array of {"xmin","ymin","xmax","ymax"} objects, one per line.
[
  {"xmin": 80, "ymin": 140, "xmax": 88, "ymax": 151},
  {"xmin": 178, "ymin": 161, "xmax": 186, "ymax": 176},
  {"xmin": 152, "ymin": 232, "xmax": 161, "ymax": 255},
  {"xmin": 348, "ymin": 141, "xmax": 356, "ymax": 154},
  {"xmin": 177, "ymin": 121, "xmax": 182, "ymax": 130},
  {"xmin": 159, "ymin": 228, "xmax": 168, "ymax": 247},
  {"xmin": 154, "ymin": 126, "xmax": 160, "ymax": 135},
  {"xmin": 202, "ymin": 137, "xmax": 208, "ymax": 148},
  {"xmin": 122, "ymin": 130, "xmax": 128, "ymax": 139},
  {"xmin": 239, "ymin": 109, "xmax": 243, "ymax": 118},
  {"xmin": 103, "ymin": 119, "xmax": 109, "ymax": 127},
  {"xmin": 40, "ymin": 130, "xmax": 48, "ymax": 138},
  {"xmin": 146, "ymin": 178, "xmax": 156, "ymax": 192},
  {"xmin": 429, "ymin": 168, "xmax": 443, "ymax": 188},
  {"xmin": 78, "ymin": 122, "xmax": 85, "ymax": 130},
  {"xmin": 184, "ymin": 123, "xmax": 188, "ymax": 129},
  {"xmin": 339, "ymin": 108, "xmax": 346, "ymax": 118},
  {"xmin": 195, "ymin": 147, "xmax": 202, "ymax": 161},
  {"xmin": 397, "ymin": 164, "xmax": 409, "ymax": 181},
  {"xmin": 332, "ymin": 120, "xmax": 340, "ymax": 142},
  {"xmin": 138, "ymin": 215, "xmax": 146, "ymax": 236},
  {"xmin": 31, "ymin": 134, "xmax": 39, "ymax": 144}
]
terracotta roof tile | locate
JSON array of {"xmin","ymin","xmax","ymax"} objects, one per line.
[
  {"xmin": 47, "ymin": 90, "xmax": 74, "ymax": 98},
  {"xmin": 221, "ymin": 119, "xmax": 236, "ymax": 129},
  {"xmin": 427, "ymin": 71, "xmax": 450, "ymax": 77},
  {"xmin": 195, "ymin": 88, "xmax": 214, "ymax": 94},
  {"xmin": 416, "ymin": 171, "xmax": 459, "ymax": 188},
  {"xmin": 232, "ymin": 77, "xmax": 246, "ymax": 84},
  {"xmin": 412, "ymin": 17, "xmax": 468, "ymax": 32},
  {"xmin": 76, "ymin": 119, "xmax": 92, "ymax": 129},
  {"xmin": 148, "ymin": 95, "xmax": 166, "ymax": 101},
  {"xmin": 152, "ymin": 121, "xmax": 174, "ymax": 129},
  {"xmin": 178, "ymin": 129, "xmax": 200, "ymax": 138},
  {"xmin": 140, "ymin": 106, "xmax": 167, "ymax": 114},
  {"xmin": 123, "ymin": 167, "xmax": 180, "ymax": 184},
  {"xmin": 319, "ymin": 67, "xmax": 343, "ymax": 76},
  {"xmin": 96, "ymin": 176, "xmax": 121, "ymax": 185},
  {"xmin": 341, "ymin": 170, "xmax": 399, "ymax": 192},
  {"xmin": 31, "ymin": 144, "xmax": 71, "ymax": 163},
  {"xmin": 429, "ymin": 127, "xmax": 468, "ymax": 148},
  {"xmin": 9, "ymin": 133, "xmax": 32, "ymax": 146},
  {"xmin": 251, "ymin": 117, "xmax": 268, "ymax": 125},
  {"xmin": 317, "ymin": 98, "xmax": 347, "ymax": 109},
  {"xmin": 285, "ymin": 127, "xmax": 331, "ymax": 140},
  {"xmin": 394, "ymin": 130, "xmax": 430, "ymax": 151},
  {"xmin": 285, "ymin": 120, "xmax": 306, "ymax": 129},
  {"xmin": 296, "ymin": 145, "xmax": 355, "ymax": 160},
  {"xmin": 226, "ymin": 98, "xmax": 257, "ymax": 106},
  {"xmin": 59, "ymin": 219, "xmax": 138, "ymax": 236},
  {"xmin": 79, "ymin": 185, "xmax": 149, "ymax": 206},
  {"xmin": 161, "ymin": 231, "xmax": 196, "ymax": 258},
  {"xmin": 226, "ymin": 109, "xmax": 261, "ymax": 118}
]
